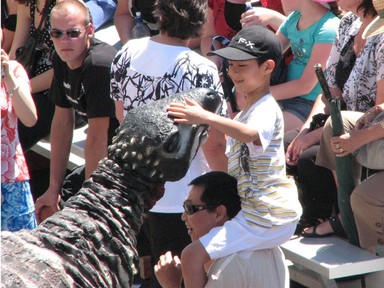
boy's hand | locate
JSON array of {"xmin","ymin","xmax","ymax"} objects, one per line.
[
  {"xmin": 167, "ymin": 98, "xmax": 211, "ymax": 124},
  {"xmin": 154, "ymin": 251, "xmax": 182, "ymax": 288}
]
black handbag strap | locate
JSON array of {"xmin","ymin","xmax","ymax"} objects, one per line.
[{"xmin": 32, "ymin": 0, "xmax": 53, "ymax": 39}]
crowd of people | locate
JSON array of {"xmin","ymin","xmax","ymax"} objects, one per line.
[{"xmin": 1, "ymin": 0, "xmax": 384, "ymax": 287}]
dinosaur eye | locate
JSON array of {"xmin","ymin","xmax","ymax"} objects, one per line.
[{"xmin": 163, "ymin": 132, "xmax": 180, "ymax": 153}]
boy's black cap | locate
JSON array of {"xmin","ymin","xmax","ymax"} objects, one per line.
[{"xmin": 207, "ymin": 25, "xmax": 282, "ymax": 64}]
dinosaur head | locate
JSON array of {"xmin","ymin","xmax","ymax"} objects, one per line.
[{"xmin": 109, "ymin": 88, "xmax": 223, "ymax": 183}]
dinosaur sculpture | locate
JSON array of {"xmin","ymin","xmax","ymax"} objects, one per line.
[{"xmin": 1, "ymin": 88, "xmax": 222, "ymax": 287}]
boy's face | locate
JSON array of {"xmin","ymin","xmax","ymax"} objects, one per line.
[
  {"xmin": 227, "ymin": 59, "xmax": 269, "ymax": 95},
  {"xmin": 50, "ymin": 9, "xmax": 94, "ymax": 69}
]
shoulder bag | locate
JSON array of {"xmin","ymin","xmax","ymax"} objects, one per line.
[{"xmin": 15, "ymin": 0, "xmax": 52, "ymax": 77}]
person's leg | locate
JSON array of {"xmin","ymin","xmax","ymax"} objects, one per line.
[
  {"xmin": 85, "ymin": 0, "xmax": 117, "ymax": 30},
  {"xmin": 283, "ymin": 111, "xmax": 304, "ymax": 133},
  {"xmin": 303, "ymin": 111, "xmax": 364, "ymax": 237},
  {"xmin": 278, "ymin": 98, "xmax": 314, "ymax": 133},
  {"xmin": 351, "ymin": 171, "xmax": 384, "ymax": 253},
  {"xmin": 1, "ymin": 181, "xmax": 37, "ymax": 232},
  {"xmin": 146, "ymin": 212, "xmax": 191, "ymax": 288},
  {"xmin": 297, "ymin": 144, "xmax": 337, "ymax": 225},
  {"xmin": 18, "ymin": 91, "xmax": 55, "ymax": 152}
]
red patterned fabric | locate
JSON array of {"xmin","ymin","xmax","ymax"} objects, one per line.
[{"xmin": 1, "ymin": 62, "xmax": 31, "ymax": 182}]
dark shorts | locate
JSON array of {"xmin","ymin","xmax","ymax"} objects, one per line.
[{"xmin": 278, "ymin": 97, "xmax": 315, "ymax": 122}]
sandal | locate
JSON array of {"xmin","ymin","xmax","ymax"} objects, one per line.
[
  {"xmin": 300, "ymin": 223, "xmax": 334, "ymax": 238},
  {"xmin": 328, "ymin": 215, "xmax": 347, "ymax": 238}
]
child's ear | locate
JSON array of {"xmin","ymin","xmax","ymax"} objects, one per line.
[{"xmin": 264, "ymin": 59, "xmax": 276, "ymax": 74}]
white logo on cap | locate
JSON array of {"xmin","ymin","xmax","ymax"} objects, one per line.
[{"xmin": 238, "ymin": 37, "xmax": 255, "ymax": 49}]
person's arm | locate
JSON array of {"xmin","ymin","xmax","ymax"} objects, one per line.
[
  {"xmin": 181, "ymin": 241, "xmax": 210, "ymax": 288},
  {"xmin": 84, "ymin": 117, "xmax": 110, "ymax": 178},
  {"xmin": 202, "ymin": 127, "xmax": 228, "ymax": 172},
  {"xmin": 29, "ymin": 68, "xmax": 54, "ymax": 93},
  {"xmin": 240, "ymin": 7, "xmax": 286, "ymax": 31},
  {"xmin": 200, "ymin": 7, "xmax": 222, "ymax": 68},
  {"xmin": 270, "ymin": 42, "xmax": 333, "ymax": 100},
  {"xmin": 154, "ymin": 251, "xmax": 182, "ymax": 288},
  {"xmin": 114, "ymin": 0, "xmax": 135, "ymax": 45},
  {"xmin": 9, "ymin": 3, "xmax": 53, "ymax": 93},
  {"xmin": 34, "ymin": 106, "xmax": 74, "ymax": 223},
  {"xmin": 285, "ymin": 92, "xmax": 330, "ymax": 164},
  {"xmin": 375, "ymin": 79, "xmax": 384, "ymax": 106},
  {"xmin": 1, "ymin": 50, "xmax": 37, "ymax": 126},
  {"xmin": 331, "ymin": 116, "xmax": 384, "ymax": 157},
  {"xmin": 167, "ymin": 98, "xmax": 261, "ymax": 145},
  {"xmin": 9, "ymin": 3, "xmax": 30, "ymax": 60},
  {"xmin": 115, "ymin": 100, "xmax": 125, "ymax": 124},
  {"xmin": 2, "ymin": 0, "xmax": 18, "ymax": 53}
]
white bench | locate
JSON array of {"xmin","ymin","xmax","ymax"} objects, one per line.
[
  {"xmin": 281, "ymin": 236, "xmax": 384, "ymax": 288},
  {"xmin": 31, "ymin": 124, "xmax": 87, "ymax": 170}
]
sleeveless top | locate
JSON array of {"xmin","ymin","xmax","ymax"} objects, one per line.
[{"xmin": 29, "ymin": 0, "xmax": 55, "ymax": 77}]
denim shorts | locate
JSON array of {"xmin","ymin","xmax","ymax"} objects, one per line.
[
  {"xmin": 278, "ymin": 97, "xmax": 315, "ymax": 122},
  {"xmin": 1, "ymin": 181, "xmax": 37, "ymax": 232}
]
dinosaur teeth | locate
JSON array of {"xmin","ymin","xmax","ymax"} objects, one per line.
[
  {"xmin": 137, "ymin": 153, "xmax": 143, "ymax": 160},
  {"xmin": 141, "ymin": 136, "xmax": 146, "ymax": 143},
  {"xmin": 130, "ymin": 137, "xmax": 136, "ymax": 145},
  {"xmin": 153, "ymin": 159, "xmax": 160, "ymax": 167},
  {"xmin": 145, "ymin": 147, "xmax": 153, "ymax": 156},
  {"xmin": 123, "ymin": 151, "xmax": 130, "ymax": 160},
  {"xmin": 150, "ymin": 170, "xmax": 156, "ymax": 177},
  {"xmin": 132, "ymin": 163, "xmax": 137, "ymax": 170},
  {"xmin": 131, "ymin": 151, "xmax": 136, "ymax": 158},
  {"xmin": 108, "ymin": 144, "xmax": 116, "ymax": 153}
]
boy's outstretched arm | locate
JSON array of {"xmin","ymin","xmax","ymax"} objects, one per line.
[
  {"xmin": 181, "ymin": 241, "xmax": 210, "ymax": 288},
  {"xmin": 168, "ymin": 99, "xmax": 261, "ymax": 145}
]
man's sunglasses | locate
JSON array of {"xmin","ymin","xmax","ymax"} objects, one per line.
[
  {"xmin": 183, "ymin": 201, "xmax": 214, "ymax": 215},
  {"xmin": 50, "ymin": 24, "xmax": 89, "ymax": 39}
]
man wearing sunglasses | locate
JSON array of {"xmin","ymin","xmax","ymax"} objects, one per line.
[
  {"xmin": 34, "ymin": 0, "xmax": 119, "ymax": 223},
  {"xmin": 154, "ymin": 171, "xmax": 288, "ymax": 288}
]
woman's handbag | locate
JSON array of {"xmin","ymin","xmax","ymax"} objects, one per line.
[
  {"xmin": 354, "ymin": 111, "xmax": 384, "ymax": 170},
  {"xmin": 15, "ymin": 36, "xmax": 38, "ymax": 76},
  {"xmin": 15, "ymin": 1, "xmax": 51, "ymax": 77}
]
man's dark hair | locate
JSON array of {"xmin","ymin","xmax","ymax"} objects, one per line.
[
  {"xmin": 154, "ymin": 0, "xmax": 207, "ymax": 39},
  {"xmin": 189, "ymin": 171, "xmax": 241, "ymax": 219}
]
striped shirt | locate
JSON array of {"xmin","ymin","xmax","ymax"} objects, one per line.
[{"xmin": 227, "ymin": 94, "xmax": 302, "ymax": 228}]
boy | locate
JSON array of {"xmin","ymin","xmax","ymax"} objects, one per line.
[{"xmin": 167, "ymin": 25, "xmax": 302, "ymax": 287}]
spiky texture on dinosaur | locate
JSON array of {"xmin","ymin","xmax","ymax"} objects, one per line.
[{"xmin": 1, "ymin": 88, "xmax": 222, "ymax": 287}]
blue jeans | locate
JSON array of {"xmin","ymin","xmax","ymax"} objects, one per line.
[
  {"xmin": 278, "ymin": 97, "xmax": 314, "ymax": 122},
  {"xmin": 1, "ymin": 181, "xmax": 37, "ymax": 231}
]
